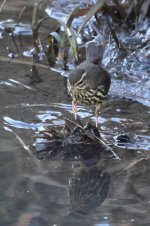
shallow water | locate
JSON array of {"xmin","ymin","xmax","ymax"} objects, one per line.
[{"xmin": 0, "ymin": 1, "xmax": 150, "ymax": 226}]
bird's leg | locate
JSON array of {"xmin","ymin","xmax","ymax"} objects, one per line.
[
  {"xmin": 72, "ymin": 99, "xmax": 78, "ymax": 120},
  {"xmin": 72, "ymin": 99, "xmax": 78, "ymax": 113},
  {"xmin": 95, "ymin": 104, "xmax": 101, "ymax": 128},
  {"xmin": 95, "ymin": 114, "xmax": 99, "ymax": 128}
]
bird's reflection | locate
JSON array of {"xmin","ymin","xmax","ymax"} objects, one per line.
[{"xmin": 69, "ymin": 163, "xmax": 110, "ymax": 214}]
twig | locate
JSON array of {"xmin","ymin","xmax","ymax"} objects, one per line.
[
  {"xmin": 123, "ymin": 156, "xmax": 150, "ymax": 172},
  {"xmin": 17, "ymin": 6, "xmax": 26, "ymax": 23},
  {"xmin": 0, "ymin": 56, "xmax": 49, "ymax": 69},
  {"xmin": 104, "ymin": 14, "xmax": 122, "ymax": 49},
  {"xmin": 137, "ymin": 0, "xmax": 150, "ymax": 25},
  {"xmin": 0, "ymin": 0, "xmax": 6, "ymax": 13},
  {"xmin": 11, "ymin": 32, "xmax": 19, "ymax": 53},
  {"xmin": 93, "ymin": 133, "xmax": 120, "ymax": 160},
  {"xmin": 32, "ymin": 3, "xmax": 40, "ymax": 53},
  {"xmin": 64, "ymin": 117, "xmax": 83, "ymax": 129},
  {"xmin": 64, "ymin": 117, "xmax": 120, "ymax": 160},
  {"xmin": 4, "ymin": 126, "xmax": 42, "ymax": 173},
  {"xmin": 61, "ymin": 3, "xmax": 128, "ymax": 20},
  {"xmin": 4, "ymin": 127, "xmax": 32, "ymax": 156}
]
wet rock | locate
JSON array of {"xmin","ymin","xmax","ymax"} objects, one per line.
[{"xmin": 115, "ymin": 132, "xmax": 136, "ymax": 143}]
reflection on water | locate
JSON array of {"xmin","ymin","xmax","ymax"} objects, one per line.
[
  {"xmin": 1, "ymin": 65, "xmax": 150, "ymax": 226},
  {"xmin": 4, "ymin": 116, "xmax": 42, "ymax": 130},
  {"xmin": 1, "ymin": 98, "xmax": 150, "ymax": 226},
  {"xmin": 69, "ymin": 165, "xmax": 110, "ymax": 214},
  {"xmin": 0, "ymin": 19, "xmax": 32, "ymax": 35}
]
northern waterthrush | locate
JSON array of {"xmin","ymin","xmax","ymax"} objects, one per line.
[{"xmin": 67, "ymin": 58, "xmax": 111, "ymax": 127}]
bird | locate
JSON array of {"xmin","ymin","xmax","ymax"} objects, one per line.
[{"xmin": 67, "ymin": 59, "xmax": 111, "ymax": 127}]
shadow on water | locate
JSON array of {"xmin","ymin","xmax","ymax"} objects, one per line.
[{"xmin": 0, "ymin": 1, "xmax": 150, "ymax": 226}]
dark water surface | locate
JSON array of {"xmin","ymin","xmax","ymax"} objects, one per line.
[{"xmin": 0, "ymin": 1, "xmax": 150, "ymax": 226}]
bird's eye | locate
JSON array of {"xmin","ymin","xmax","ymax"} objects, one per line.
[
  {"xmin": 77, "ymin": 80, "xmax": 83, "ymax": 85},
  {"xmin": 75, "ymin": 72, "xmax": 87, "ymax": 87}
]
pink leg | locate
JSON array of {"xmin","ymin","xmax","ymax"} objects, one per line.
[
  {"xmin": 95, "ymin": 104, "xmax": 101, "ymax": 128},
  {"xmin": 72, "ymin": 99, "xmax": 78, "ymax": 113},
  {"xmin": 96, "ymin": 114, "xmax": 99, "ymax": 128}
]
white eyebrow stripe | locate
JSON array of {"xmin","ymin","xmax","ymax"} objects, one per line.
[
  {"xmin": 81, "ymin": 72, "xmax": 87, "ymax": 79},
  {"xmin": 75, "ymin": 72, "xmax": 87, "ymax": 87}
]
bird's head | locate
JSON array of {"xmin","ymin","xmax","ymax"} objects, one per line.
[{"xmin": 68, "ymin": 68, "xmax": 88, "ymax": 94}]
